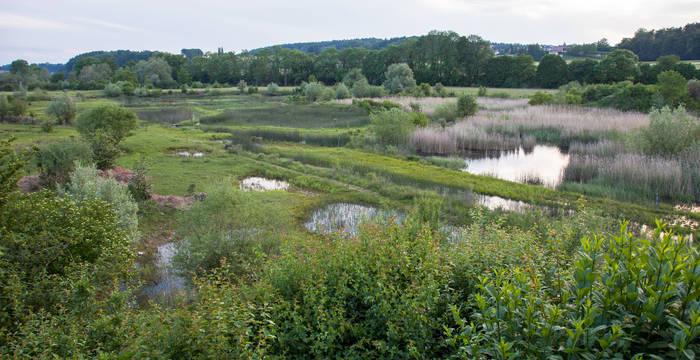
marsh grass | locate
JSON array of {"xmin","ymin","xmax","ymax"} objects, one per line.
[{"xmin": 201, "ymin": 103, "xmax": 369, "ymax": 128}]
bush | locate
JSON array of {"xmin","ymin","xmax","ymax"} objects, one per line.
[
  {"xmin": 266, "ymin": 82, "xmax": 279, "ymax": 95},
  {"xmin": 370, "ymin": 108, "xmax": 415, "ymax": 146},
  {"xmin": 477, "ymin": 86, "xmax": 487, "ymax": 97},
  {"xmin": 45, "ymin": 93, "xmax": 76, "ymax": 125},
  {"xmin": 237, "ymin": 79, "xmax": 247, "ymax": 92},
  {"xmin": 128, "ymin": 159, "xmax": 151, "ymax": 201},
  {"xmin": 410, "ymin": 111, "xmax": 429, "ymax": 127},
  {"xmin": 432, "ymin": 101, "xmax": 459, "ymax": 122},
  {"xmin": 528, "ymin": 91, "xmax": 555, "ymax": 105},
  {"xmin": 352, "ymin": 78, "xmax": 386, "ymax": 98},
  {"xmin": 636, "ymin": 106, "xmax": 699, "ymax": 156},
  {"xmin": 657, "ymin": 70, "xmax": 689, "ymax": 107},
  {"xmin": 335, "ymin": 83, "xmax": 351, "ymax": 99},
  {"xmin": 104, "ymin": 82, "xmax": 123, "ymax": 97},
  {"xmin": 36, "ymin": 139, "xmax": 93, "ymax": 185},
  {"xmin": 456, "ymin": 93, "xmax": 478, "ymax": 117},
  {"xmin": 60, "ymin": 163, "xmax": 139, "ymax": 241},
  {"xmin": 247, "ymin": 86, "xmax": 258, "ymax": 94},
  {"xmin": 172, "ymin": 185, "xmax": 283, "ymax": 280},
  {"xmin": 302, "ymin": 82, "xmax": 326, "ymax": 102},
  {"xmin": 352, "ymin": 99, "xmax": 401, "ymax": 113},
  {"xmin": 75, "ymin": 104, "xmax": 138, "ymax": 169},
  {"xmin": 383, "ymin": 63, "xmax": 417, "ymax": 94},
  {"xmin": 342, "ymin": 68, "xmax": 366, "ymax": 88},
  {"xmin": 0, "ymin": 95, "xmax": 28, "ymax": 120},
  {"xmin": 433, "ymin": 82, "xmax": 447, "ymax": 97}
]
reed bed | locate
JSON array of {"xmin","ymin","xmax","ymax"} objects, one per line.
[
  {"xmin": 409, "ymin": 121, "xmax": 535, "ymax": 154},
  {"xmin": 472, "ymin": 105, "xmax": 649, "ymax": 136},
  {"xmin": 568, "ymin": 140, "xmax": 627, "ymax": 157},
  {"xmin": 564, "ymin": 149, "xmax": 700, "ymax": 203},
  {"xmin": 335, "ymin": 97, "xmax": 528, "ymax": 114}
]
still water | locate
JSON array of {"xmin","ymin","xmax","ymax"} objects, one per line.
[
  {"xmin": 305, "ymin": 203, "xmax": 403, "ymax": 235},
  {"xmin": 463, "ymin": 145, "xmax": 569, "ymax": 187}
]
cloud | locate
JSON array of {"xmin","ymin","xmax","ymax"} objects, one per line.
[
  {"xmin": 73, "ymin": 17, "xmax": 143, "ymax": 32},
  {"xmin": 0, "ymin": 13, "xmax": 71, "ymax": 31}
]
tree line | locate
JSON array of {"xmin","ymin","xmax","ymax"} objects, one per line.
[
  {"xmin": 1, "ymin": 30, "xmax": 698, "ymax": 93},
  {"xmin": 618, "ymin": 23, "xmax": 700, "ymax": 61}
]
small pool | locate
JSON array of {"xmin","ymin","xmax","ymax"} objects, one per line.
[
  {"xmin": 305, "ymin": 203, "xmax": 403, "ymax": 236},
  {"xmin": 464, "ymin": 145, "xmax": 569, "ymax": 187},
  {"xmin": 239, "ymin": 177, "xmax": 290, "ymax": 192}
]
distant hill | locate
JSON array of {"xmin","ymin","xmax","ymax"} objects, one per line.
[
  {"xmin": 62, "ymin": 50, "xmax": 157, "ymax": 73},
  {"xmin": 250, "ymin": 37, "xmax": 414, "ymax": 54},
  {"xmin": 0, "ymin": 62, "xmax": 63, "ymax": 74}
]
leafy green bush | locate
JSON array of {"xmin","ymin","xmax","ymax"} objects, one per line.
[
  {"xmin": 432, "ymin": 101, "xmax": 459, "ymax": 122},
  {"xmin": 370, "ymin": 108, "xmax": 415, "ymax": 146},
  {"xmin": 35, "ymin": 138, "xmax": 93, "ymax": 185},
  {"xmin": 45, "ymin": 93, "xmax": 76, "ymax": 125},
  {"xmin": 104, "ymin": 82, "xmax": 123, "ymax": 97},
  {"xmin": 636, "ymin": 106, "xmax": 699, "ymax": 156},
  {"xmin": 457, "ymin": 93, "xmax": 478, "ymax": 117},
  {"xmin": 335, "ymin": 83, "xmax": 351, "ymax": 99},
  {"xmin": 302, "ymin": 82, "xmax": 326, "ymax": 102},
  {"xmin": 383, "ymin": 63, "xmax": 417, "ymax": 94},
  {"xmin": 75, "ymin": 104, "xmax": 138, "ymax": 169},
  {"xmin": 266, "ymin": 82, "xmax": 279, "ymax": 95},
  {"xmin": 172, "ymin": 185, "xmax": 283, "ymax": 280},
  {"xmin": 352, "ymin": 78, "xmax": 386, "ymax": 98},
  {"xmin": 60, "ymin": 163, "xmax": 139, "ymax": 241},
  {"xmin": 528, "ymin": 91, "xmax": 554, "ymax": 105}
]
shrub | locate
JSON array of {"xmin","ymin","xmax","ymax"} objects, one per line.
[
  {"xmin": 477, "ymin": 86, "xmax": 487, "ymax": 97},
  {"xmin": 45, "ymin": 93, "xmax": 76, "ymax": 125},
  {"xmin": 0, "ymin": 95, "xmax": 28, "ymax": 120},
  {"xmin": 60, "ymin": 163, "xmax": 139, "ymax": 241},
  {"xmin": 383, "ymin": 63, "xmax": 417, "ymax": 94},
  {"xmin": 410, "ymin": 111, "xmax": 429, "ymax": 127},
  {"xmin": 104, "ymin": 82, "xmax": 123, "ymax": 97},
  {"xmin": 342, "ymin": 68, "xmax": 366, "ymax": 88},
  {"xmin": 75, "ymin": 104, "xmax": 138, "ymax": 169},
  {"xmin": 529, "ymin": 91, "xmax": 555, "ymax": 105},
  {"xmin": 335, "ymin": 83, "xmax": 351, "ymax": 99},
  {"xmin": 370, "ymin": 108, "xmax": 415, "ymax": 146},
  {"xmin": 352, "ymin": 99, "xmax": 401, "ymax": 113},
  {"xmin": 266, "ymin": 82, "xmax": 279, "ymax": 95},
  {"xmin": 420, "ymin": 83, "xmax": 432, "ymax": 96},
  {"xmin": 247, "ymin": 86, "xmax": 258, "ymax": 94},
  {"xmin": 434, "ymin": 82, "xmax": 447, "ymax": 97},
  {"xmin": 636, "ymin": 106, "xmax": 699, "ymax": 156},
  {"xmin": 172, "ymin": 185, "xmax": 283, "ymax": 280},
  {"xmin": 302, "ymin": 82, "xmax": 326, "ymax": 102},
  {"xmin": 456, "ymin": 93, "xmax": 478, "ymax": 117},
  {"xmin": 657, "ymin": 70, "xmax": 689, "ymax": 107},
  {"xmin": 128, "ymin": 159, "xmax": 151, "ymax": 201},
  {"xmin": 432, "ymin": 101, "xmax": 459, "ymax": 122},
  {"xmin": 236, "ymin": 80, "xmax": 246, "ymax": 92},
  {"xmin": 36, "ymin": 138, "xmax": 93, "ymax": 185},
  {"xmin": 352, "ymin": 78, "xmax": 386, "ymax": 98}
]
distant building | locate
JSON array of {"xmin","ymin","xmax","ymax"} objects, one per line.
[{"xmin": 547, "ymin": 45, "xmax": 567, "ymax": 56}]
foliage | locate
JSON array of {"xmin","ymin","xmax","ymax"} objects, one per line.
[
  {"xmin": 172, "ymin": 185, "xmax": 283, "ymax": 280},
  {"xmin": 104, "ymin": 82, "xmax": 123, "ymax": 97},
  {"xmin": 352, "ymin": 99, "xmax": 401, "ymax": 114},
  {"xmin": 0, "ymin": 95, "xmax": 28, "ymax": 121},
  {"xmin": 45, "ymin": 93, "xmax": 76, "ymax": 125},
  {"xmin": 456, "ymin": 93, "xmax": 478, "ymax": 117},
  {"xmin": 0, "ymin": 137, "xmax": 31, "ymax": 207},
  {"xmin": 383, "ymin": 63, "xmax": 417, "ymax": 94},
  {"xmin": 370, "ymin": 108, "xmax": 415, "ymax": 146},
  {"xmin": 352, "ymin": 78, "xmax": 386, "ymax": 98},
  {"xmin": 636, "ymin": 106, "xmax": 699, "ymax": 156},
  {"xmin": 597, "ymin": 49, "xmax": 640, "ymax": 83},
  {"xmin": 335, "ymin": 83, "xmax": 351, "ymax": 99},
  {"xmin": 128, "ymin": 159, "xmax": 151, "ymax": 201},
  {"xmin": 618, "ymin": 23, "xmax": 700, "ymax": 60},
  {"xmin": 302, "ymin": 82, "xmax": 326, "ymax": 102},
  {"xmin": 75, "ymin": 104, "xmax": 138, "ymax": 169},
  {"xmin": 657, "ymin": 70, "xmax": 690, "ymax": 107},
  {"xmin": 266, "ymin": 82, "xmax": 279, "ymax": 95},
  {"xmin": 35, "ymin": 138, "xmax": 93, "ymax": 185},
  {"xmin": 0, "ymin": 190, "xmax": 133, "ymax": 341},
  {"xmin": 536, "ymin": 54, "xmax": 568, "ymax": 88},
  {"xmin": 432, "ymin": 101, "xmax": 459, "ymax": 122},
  {"xmin": 60, "ymin": 163, "xmax": 139, "ymax": 241},
  {"xmin": 528, "ymin": 91, "xmax": 554, "ymax": 105}
]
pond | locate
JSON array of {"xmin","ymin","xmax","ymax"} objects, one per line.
[
  {"xmin": 477, "ymin": 194, "xmax": 530, "ymax": 213},
  {"xmin": 177, "ymin": 151, "xmax": 204, "ymax": 158},
  {"xmin": 240, "ymin": 177, "xmax": 290, "ymax": 192},
  {"xmin": 141, "ymin": 242, "xmax": 185, "ymax": 302},
  {"xmin": 305, "ymin": 203, "xmax": 403, "ymax": 236},
  {"xmin": 463, "ymin": 145, "xmax": 569, "ymax": 187}
]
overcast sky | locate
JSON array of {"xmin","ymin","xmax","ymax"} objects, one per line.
[{"xmin": 1, "ymin": 0, "xmax": 698, "ymax": 64}]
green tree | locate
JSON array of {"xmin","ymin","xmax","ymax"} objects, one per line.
[
  {"xmin": 596, "ymin": 49, "xmax": 640, "ymax": 83},
  {"xmin": 457, "ymin": 93, "xmax": 478, "ymax": 117},
  {"xmin": 75, "ymin": 104, "xmax": 138, "ymax": 169},
  {"xmin": 342, "ymin": 68, "xmax": 367, "ymax": 88},
  {"xmin": 536, "ymin": 54, "xmax": 568, "ymax": 88},
  {"xmin": 36, "ymin": 139, "xmax": 93, "ymax": 185},
  {"xmin": 370, "ymin": 108, "xmax": 415, "ymax": 145},
  {"xmin": 657, "ymin": 70, "xmax": 689, "ymax": 106},
  {"xmin": 383, "ymin": 63, "xmax": 417, "ymax": 94},
  {"xmin": 45, "ymin": 93, "xmax": 76, "ymax": 125}
]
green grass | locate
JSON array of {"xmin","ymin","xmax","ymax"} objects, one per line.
[
  {"xmin": 200, "ymin": 102, "xmax": 370, "ymax": 128},
  {"xmin": 447, "ymin": 87, "xmax": 556, "ymax": 98}
]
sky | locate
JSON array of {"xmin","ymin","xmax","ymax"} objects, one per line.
[{"xmin": 1, "ymin": 0, "xmax": 698, "ymax": 64}]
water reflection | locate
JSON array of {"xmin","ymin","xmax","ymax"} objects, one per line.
[
  {"xmin": 240, "ymin": 177, "xmax": 290, "ymax": 192},
  {"xmin": 142, "ymin": 242, "xmax": 185, "ymax": 301},
  {"xmin": 305, "ymin": 203, "xmax": 403, "ymax": 236},
  {"xmin": 477, "ymin": 194, "xmax": 530, "ymax": 213},
  {"xmin": 463, "ymin": 145, "xmax": 569, "ymax": 187}
]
